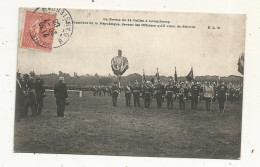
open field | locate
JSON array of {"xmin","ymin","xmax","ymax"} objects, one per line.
[{"xmin": 14, "ymin": 91, "xmax": 242, "ymax": 159}]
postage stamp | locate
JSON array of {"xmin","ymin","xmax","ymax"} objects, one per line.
[{"xmin": 21, "ymin": 8, "xmax": 73, "ymax": 51}]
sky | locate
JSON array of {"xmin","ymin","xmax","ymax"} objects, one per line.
[{"xmin": 17, "ymin": 9, "xmax": 246, "ymax": 77}]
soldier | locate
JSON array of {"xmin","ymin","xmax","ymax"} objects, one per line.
[
  {"xmin": 111, "ymin": 81, "xmax": 119, "ymax": 106},
  {"xmin": 102, "ymin": 86, "xmax": 107, "ymax": 96},
  {"xmin": 132, "ymin": 80, "xmax": 141, "ymax": 107},
  {"xmin": 93, "ymin": 86, "xmax": 97, "ymax": 96},
  {"xmin": 217, "ymin": 81, "xmax": 228, "ymax": 113},
  {"xmin": 165, "ymin": 79, "xmax": 175, "ymax": 109},
  {"xmin": 204, "ymin": 81, "xmax": 214, "ymax": 111},
  {"xmin": 35, "ymin": 77, "xmax": 46, "ymax": 116},
  {"xmin": 212, "ymin": 82, "xmax": 217, "ymax": 102},
  {"xmin": 24, "ymin": 74, "xmax": 37, "ymax": 117},
  {"xmin": 54, "ymin": 77, "xmax": 69, "ymax": 117},
  {"xmin": 98, "ymin": 86, "xmax": 102, "ymax": 96},
  {"xmin": 228, "ymin": 83, "xmax": 234, "ymax": 104},
  {"xmin": 143, "ymin": 81, "xmax": 153, "ymax": 108},
  {"xmin": 178, "ymin": 82, "xmax": 185, "ymax": 110},
  {"xmin": 125, "ymin": 81, "xmax": 132, "ymax": 107},
  {"xmin": 190, "ymin": 81, "xmax": 200, "ymax": 110},
  {"xmin": 15, "ymin": 72, "xmax": 25, "ymax": 122},
  {"xmin": 154, "ymin": 80, "xmax": 164, "ymax": 108}
]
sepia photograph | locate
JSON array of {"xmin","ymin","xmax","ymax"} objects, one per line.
[{"xmin": 14, "ymin": 8, "xmax": 245, "ymax": 159}]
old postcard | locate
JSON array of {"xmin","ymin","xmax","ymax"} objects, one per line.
[{"xmin": 15, "ymin": 8, "xmax": 245, "ymax": 159}]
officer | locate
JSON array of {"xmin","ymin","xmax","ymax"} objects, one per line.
[
  {"xmin": 111, "ymin": 81, "xmax": 119, "ymax": 106},
  {"xmin": 24, "ymin": 74, "xmax": 37, "ymax": 117},
  {"xmin": 191, "ymin": 81, "xmax": 200, "ymax": 110},
  {"xmin": 154, "ymin": 80, "xmax": 164, "ymax": 108},
  {"xmin": 178, "ymin": 82, "xmax": 185, "ymax": 110},
  {"xmin": 132, "ymin": 80, "xmax": 141, "ymax": 107},
  {"xmin": 217, "ymin": 81, "xmax": 228, "ymax": 113},
  {"xmin": 54, "ymin": 77, "xmax": 69, "ymax": 117},
  {"xmin": 93, "ymin": 86, "xmax": 97, "ymax": 96},
  {"xmin": 165, "ymin": 79, "xmax": 175, "ymax": 109},
  {"xmin": 204, "ymin": 81, "xmax": 214, "ymax": 111},
  {"xmin": 143, "ymin": 81, "xmax": 153, "ymax": 108},
  {"xmin": 15, "ymin": 72, "xmax": 24, "ymax": 122},
  {"xmin": 35, "ymin": 77, "xmax": 46, "ymax": 116},
  {"xmin": 125, "ymin": 81, "xmax": 132, "ymax": 107}
]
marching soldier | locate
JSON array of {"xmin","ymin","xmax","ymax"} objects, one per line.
[
  {"xmin": 143, "ymin": 81, "xmax": 153, "ymax": 108},
  {"xmin": 217, "ymin": 81, "xmax": 228, "ymax": 113},
  {"xmin": 35, "ymin": 77, "xmax": 46, "ymax": 116},
  {"xmin": 204, "ymin": 81, "xmax": 214, "ymax": 111},
  {"xmin": 165, "ymin": 79, "xmax": 175, "ymax": 109},
  {"xmin": 125, "ymin": 81, "xmax": 132, "ymax": 107},
  {"xmin": 154, "ymin": 80, "xmax": 164, "ymax": 108},
  {"xmin": 178, "ymin": 82, "xmax": 185, "ymax": 110},
  {"xmin": 24, "ymin": 74, "xmax": 37, "ymax": 117},
  {"xmin": 132, "ymin": 80, "xmax": 141, "ymax": 107},
  {"xmin": 111, "ymin": 81, "xmax": 119, "ymax": 106},
  {"xmin": 54, "ymin": 77, "xmax": 69, "ymax": 117},
  {"xmin": 191, "ymin": 81, "xmax": 200, "ymax": 110}
]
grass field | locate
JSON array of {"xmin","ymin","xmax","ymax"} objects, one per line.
[{"xmin": 14, "ymin": 91, "xmax": 242, "ymax": 159}]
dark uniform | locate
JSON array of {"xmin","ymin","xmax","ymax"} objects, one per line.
[
  {"xmin": 102, "ymin": 87, "xmax": 107, "ymax": 96},
  {"xmin": 217, "ymin": 83, "xmax": 228, "ymax": 113},
  {"xmin": 125, "ymin": 84, "xmax": 132, "ymax": 107},
  {"xmin": 24, "ymin": 77, "xmax": 37, "ymax": 117},
  {"xmin": 191, "ymin": 83, "xmax": 200, "ymax": 110},
  {"xmin": 93, "ymin": 87, "xmax": 97, "ymax": 96},
  {"xmin": 154, "ymin": 83, "xmax": 164, "ymax": 108},
  {"xmin": 132, "ymin": 82, "xmax": 141, "ymax": 107},
  {"xmin": 35, "ymin": 78, "xmax": 46, "ymax": 116},
  {"xmin": 178, "ymin": 84, "xmax": 185, "ymax": 110},
  {"xmin": 15, "ymin": 74, "xmax": 25, "ymax": 122},
  {"xmin": 143, "ymin": 83, "xmax": 153, "ymax": 108},
  {"xmin": 111, "ymin": 82, "xmax": 119, "ymax": 106},
  {"xmin": 54, "ymin": 79, "xmax": 68, "ymax": 117},
  {"xmin": 165, "ymin": 82, "xmax": 175, "ymax": 109},
  {"xmin": 228, "ymin": 87, "xmax": 234, "ymax": 104}
]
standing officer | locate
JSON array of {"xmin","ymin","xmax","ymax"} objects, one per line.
[
  {"xmin": 165, "ymin": 79, "xmax": 175, "ymax": 109},
  {"xmin": 132, "ymin": 80, "xmax": 141, "ymax": 107},
  {"xmin": 24, "ymin": 74, "xmax": 37, "ymax": 117},
  {"xmin": 217, "ymin": 81, "xmax": 228, "ymax": 113},
  {"xmin": 154, "ymin": 80, "xmax": 164, "ymax": 108},
  {"xmin": 35, "ymin": 77, "xmax": 46, "ymax": 116},
  {"xmin": 125, "ymin": 81, "xmax": 132, "ymax": 107},
  {"xmin": 204, "ymin": 81, "xmax": 214, "ymax": 111},
  {"xmin": 143, "ymin": 81, "xmax": 153, "ymax": 108},
  {"xmin": 111, "ymin": 81, "xmax": 119, "ymax": 106},
  {"xmin": 178, "ymin": 82, "xmax": 185, "ymax": 110},
  {"xmin": 54, "ymin": 77, "xmax": 68, "ymax": 117},
  {"xmin": 191, "ymin": 81, "xmax": 200, "ymax": 110}
]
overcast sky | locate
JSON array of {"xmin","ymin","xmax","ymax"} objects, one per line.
[{"xmin": 18, "ymin": 9, "xmax": 246, "ymax": 77}]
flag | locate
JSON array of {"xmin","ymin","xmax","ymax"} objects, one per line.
[
  {"xmin": 142, "ymin": 69, "xmax": 146, "ymax": 84},
  {"xmin": 237, "ymin": 52, "xmax": 244, "ymax": 75},
  {"xmin": 186, "ymin": 67, "xmax": 194, "ymax": 81},
  {"xmin": 174, "ymin": 66, "xmax": 178, "ymax": 82},
  {"xmin": 151, "ymin": 68, "xmax": 160, "ymax": 84}
]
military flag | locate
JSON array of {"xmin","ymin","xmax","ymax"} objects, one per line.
[
  {"xmin": 150, "ymin": 68, "xmax": 160, "ymax": 84},
  {"xmin": 186, "ymin": 67, "xmax": 194, "ymax": 81},
  {"xmin": 174, "ymin": 66, "xmax": 178, "ymax": 82},
  {"xmin": 142, "ymin": 69, "xmax": 146, "ymax": 84},
  {"xmin": 237, "ymin": 52, "xmax": 244, "ymax": 75}
]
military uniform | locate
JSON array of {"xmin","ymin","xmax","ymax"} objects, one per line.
[
  {"xmin": 217, "ymin": 83, "xmax": 228, "ymax": 113},
  {"xmin": 178, "ymin": 85, "xmax": 185, "ymax": 110},
  {"xmin": 24, "ymin": 77, "xmax": 37, "ymax": 117},
  {"xmin": 111, "ymin": 83, "xmax": 119, "ymax": 106},
  {"xmin": 35, "ymin": 78, "xmax": 46, "ymax": 116},
  {"xmin": 204, "ymin": 83, "xmax": 214, "ymax": 111},
  {"xmin": 132, "ymin": 83, "xmax": 141, "ymax": 107},
  {"xmin": 125, "ymin": 84, "xmax": 132, "ymax": 107},
  {"xmin": 165, "ymin": 83, "xmax": 175, "ymax": 109},
  {"xmin": 54, "ymin": 78, "xmax": 68, "ymax": 117},
  {"xmin": 191, "ymin": 84, "xmax": 200, "ymax": 110},
  {"xmin": 143, "ymin": 83, "xmax": 153, "ymax": 108},
  {"xmin": 154, "ymin": 83, "xmax": 164, "ymax": 108}
]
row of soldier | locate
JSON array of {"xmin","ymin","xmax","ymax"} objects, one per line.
[{"xmin": 109, "ymin": 79, "xmax": 243, "ymax": 113}]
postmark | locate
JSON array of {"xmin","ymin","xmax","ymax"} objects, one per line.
[{"xmin": 21, "ymin": 8, "xmax": 73, "ymax": 51}]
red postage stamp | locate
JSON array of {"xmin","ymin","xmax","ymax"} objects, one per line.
[{"xmin": 21, "ymin": 10, "xmax": 57, "ymax": 51}]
